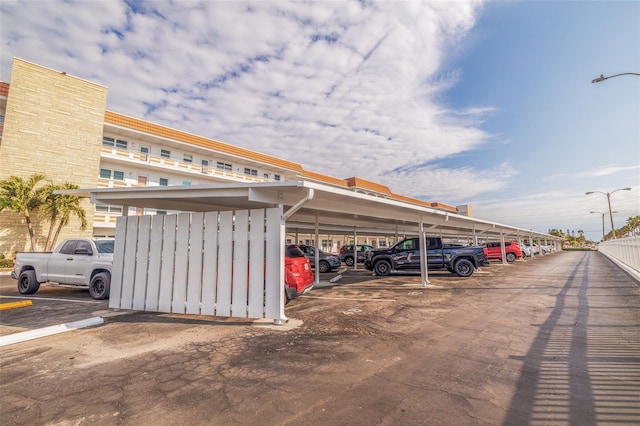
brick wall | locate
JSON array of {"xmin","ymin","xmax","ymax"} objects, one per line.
[{"xmin": 0, "ymin": 58, "xmax": 107, "ymax": 255}]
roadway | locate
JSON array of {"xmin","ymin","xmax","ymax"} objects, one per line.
[{"xmin": 1, "ymin": 251, "xmax": 639, "ymax": 425}]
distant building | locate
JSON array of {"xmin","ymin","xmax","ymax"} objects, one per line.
[{"xmin": 456, "ymin": 205, "xmax": 473, "ymax": 217}]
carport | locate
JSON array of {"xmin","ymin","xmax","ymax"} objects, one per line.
[{"xmin": 67, "ymin": 181, "xmax": 560, "ymax": 323}]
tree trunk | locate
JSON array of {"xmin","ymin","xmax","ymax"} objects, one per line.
[
  {"xmin": 45, "ymin": 220, "xmax": 56, "ymax": 251},
  {"xmin": 51, "ymin": 220, "xmax": 65, "ymax": 250},
  {"xmin": 25, "ymin": 215, "xmax": 38, "ymax": 252}
]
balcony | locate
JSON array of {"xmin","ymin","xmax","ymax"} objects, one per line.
[{"xmin": 100, "ymin": 146, "xmax": 270, "ymax": 183}]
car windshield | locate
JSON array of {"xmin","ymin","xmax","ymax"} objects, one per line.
[
  {"xmin": 286, "ymin": 245, "xmax": 305, "ymax": 258},
  {"xmin": 95, "ymin": 240, "xmax": 115, "ymax": 254}
]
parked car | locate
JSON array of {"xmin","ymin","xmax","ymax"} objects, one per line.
[
  {"xmin": 339, "ymin": 244, "xmax": 374, "ymax": 266},
  {"xmin": 364, "ymin": 237, "xmax": 489, "ymax": 277},
  {"xmin": 483, "ymin": 241, "xmax": 523, "ymax": 263},
  {"xmin": 524, "ymin": 244, "xmax": 540, "ymax": 255},
  {"xmin": 296, "ymin": 244, "xmax": 341, "ymax": 273},
  {"xmin": 12, "ymin": 238, "xmax": 114, "ymax": 299},
  {"xmin": 284, "ymin": 245, "xmax": 314, "ymax": 302}
]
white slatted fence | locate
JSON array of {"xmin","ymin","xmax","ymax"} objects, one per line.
[{"xmin": 109, "ymin": 208, "xmax": 286, "ymax": 321}]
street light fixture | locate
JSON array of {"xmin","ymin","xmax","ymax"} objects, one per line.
[
  {"xmin": 590, "ymin": 210, "xmax": 617, "ymax": 241},
  {"xmin": 585, "ymin": 188, "xmax": 632, "ymax": 239},
  {"xmin": 591, "ymin": 72, "xmax": 640, "ymax": 83}
]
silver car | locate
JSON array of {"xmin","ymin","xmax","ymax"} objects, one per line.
[
  {"xmin": 296, "ymin": 245, "xmax": 341, "ymax": 273},
  {"xmin": 339, "ymin": 244, "xmax": 374, "ymax": 266}
]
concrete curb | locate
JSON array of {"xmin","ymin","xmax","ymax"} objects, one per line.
[{"xmin": 0, "ymin": 317, "xmax": 104, "ymax": 347}]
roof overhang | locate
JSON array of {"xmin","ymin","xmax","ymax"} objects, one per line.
[{"xmin": 61, "ymin": 181, "xmax": 561, "ymax": 241}]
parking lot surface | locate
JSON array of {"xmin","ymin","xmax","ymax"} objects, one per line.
[{"xmin": 1, "ymin": 251, "xmax": 639, "ymax": 425}]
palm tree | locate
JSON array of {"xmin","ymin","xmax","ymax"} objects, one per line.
[
  {"xmin": 40, "ymin": 183, "xmax": 60, "ymax": 251},
  {"xmin": 0, "ymin": 174, "xmax": 47, "ymax": 251},
  {"xmin": 48, "ymin": 184, "xmax": 87, "ymax": 249},
  {"xmin": 626, "ymin": 215, "xmax": 640, "ymax": 237}
]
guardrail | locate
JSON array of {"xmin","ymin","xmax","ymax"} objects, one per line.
[{"xmin": 598, "ymin": 236, "xmax": 640, "ymax": 282}]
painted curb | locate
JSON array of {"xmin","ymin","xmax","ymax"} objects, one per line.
[{"xmin": 0, "ymin": 300, "xmax": 33, "ymax": 310}]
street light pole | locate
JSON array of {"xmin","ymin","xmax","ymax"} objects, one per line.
[
  {"xmin": 592, "ymin": 72, "xmax": 640, "ymax": 83},
  {"xmin": 586, "ymin": 188, "xmax": 632, "ymax": 239},
  {"xmin": 590, "ymin": 210, "xmax": 617, "ymax": 241}
]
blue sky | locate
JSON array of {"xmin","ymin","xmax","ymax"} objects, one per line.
[{"xmin": 1, "ymin": 0, "xmax": 638, "ymax": 242}]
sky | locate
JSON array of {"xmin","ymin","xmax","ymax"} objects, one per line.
[{"xmin": 1, "ymin": 0, "xmax": 638, "ymax": 242}]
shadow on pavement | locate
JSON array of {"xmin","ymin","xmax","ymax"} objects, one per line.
[{"xmin": 503, "ymin": 252, "xmax": 640, "ymax": 425}]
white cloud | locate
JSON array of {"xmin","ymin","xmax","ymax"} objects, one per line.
[
  {"xmin": 580, "ymin": 164, "xmax": 640, "ymax": 178},
  {"xmin": 1, "ymin": 0, "xmax": 494, "ymax": 200},
  {"xmin": 470, "ymin": 188, "xmax": 640, "ymax": 241}
]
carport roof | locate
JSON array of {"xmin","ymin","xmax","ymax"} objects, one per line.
[{"xmin": 65, "ymin": 181, "xmax": 560, "ymax": 241}]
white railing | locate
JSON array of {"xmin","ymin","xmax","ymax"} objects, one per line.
[
  {"xmin": 598, "ymin": 236, "xmax": 640, "ymax": 282},
  {"xmin": 100, "ymin": 146, "xmax": 270, "ymax": 183}
]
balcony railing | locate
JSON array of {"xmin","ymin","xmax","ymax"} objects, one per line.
[
  {"xmin": 100, "ymin": 146, "xmax": 271, "ymax": 183},
  {"xmin": 93, "ymin": 213, "xmax": 119, "ymax": 226},
  {"xmin": 96, "ymin": 177, "xmax": 135, "ymax": 189}
]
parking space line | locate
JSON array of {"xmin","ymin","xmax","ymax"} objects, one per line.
[
  {"xmin": 0, "ymin": 295, "xmax": 103, "ymax": 304},
  {"xmin": 301, "ymin": 295, "xmax": 396, "ymax": 302}
]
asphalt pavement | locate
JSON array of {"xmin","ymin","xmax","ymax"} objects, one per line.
[{"xmin": 1, "ymin": 251, "xmax": 639, "ymax": 425}]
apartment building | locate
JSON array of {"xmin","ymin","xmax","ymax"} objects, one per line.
[
  {"xmin": 93, "ymin": 110, "xmax": 308, "ymax": 237},
  {"xmin": 0, "ymin": 58, "xmax": 465, "ymax": 256}
]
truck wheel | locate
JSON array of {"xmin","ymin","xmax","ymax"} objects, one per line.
[
  {"xmin": 506, "ymin": 253, "xmax": 517, "ymax": 263},
  {"xmin": 453, "ymin": 259, "xmax": 474, "ymax": 277},
  {"xmin": 18, "ymin": 270, "xmax": 40, "ymax": 294},
  {"xmin": 319, "ymin": 260, "xmax": 330, "ymax": 273},
  {"xmin": 89, "ymin": 272, "xmax": 111, "ymax": 300},
  {"xmin": 344, "ymin": 256, "xmax": 354, "ymax": 266},
  {"xmin": 373, "ymin": 260, "xmax": 391, "ymax": 276}
]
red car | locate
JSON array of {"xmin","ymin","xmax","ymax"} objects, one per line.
[
  {"xmin": 284, "ymin": 245, "xmax": 314, "ymax": 302},
  {"xmin": 483, "ymin": 242, "xmax": 523, "ymax": 263}
]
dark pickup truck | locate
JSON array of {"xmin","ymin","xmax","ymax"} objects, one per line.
[{"xmin": 364, "ymin": 237, "xmax": 489, "ymax": 277}]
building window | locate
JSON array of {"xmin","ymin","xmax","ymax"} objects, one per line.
[
  {"xmin": 217, "ymin": 162, "xmax": 232, "ymax": 171},
  {"xmin": 156, "ymin": 210, "xmax": 167, "ymax": 215},
  {"xmin": 139, "ymin": 146, "xmax": 149, "ymax": 161},
  {"xmin": 264, "ymin": 173, "xmax": 269, "ymax": 179},
  {"xmin": 274, "ymin": 174, "xmax": 281, "ymax": 181},
  {"xmin": 183, "ymin": 154, "xmax": 192, "ymax": 163},
  {"xmin": 161, "ymin": 149, "xmax": 171, "ymax": 158},
  {"xmin": 182, "ymin": 181, "xmax": 191, "ymax": 186},
  {"xmin": 96, "ymin": 204, "xmax": 122, "ymax": 213},
  {"xmin": 244, "ymin": 168, "xmax": 258, "ymax": 176},
  {"xmin": 102, "ymin": 137, "xmax": 124, "ymax": 148},
  {"xmin": 99, "ymin": 169, "xmax": 124, "ymax": 180},
  {"xmin": 159, "ymin": 178, "xmax": 169, "ymax": 186}
]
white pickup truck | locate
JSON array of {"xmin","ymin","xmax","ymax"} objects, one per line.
[{"xmin": 12, "ymin": 238, "xmax": 114, "ymax": 300}]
